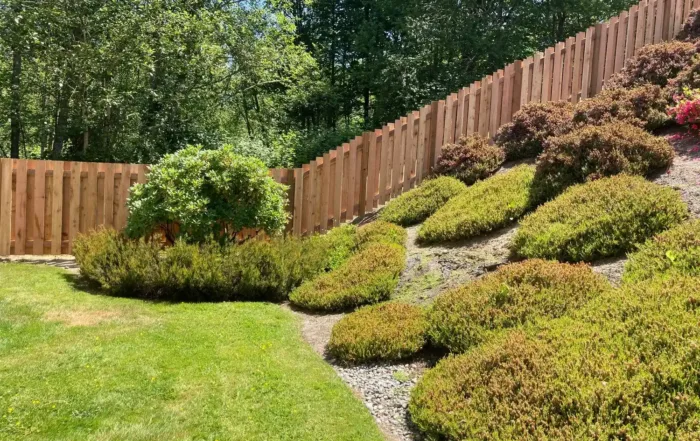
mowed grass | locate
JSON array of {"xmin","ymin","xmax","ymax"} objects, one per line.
[{"xmin": 0, "ymin": 264, "xmax": 384, "ymax": 441}]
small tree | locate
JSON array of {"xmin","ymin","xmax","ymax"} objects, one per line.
[{"xmin": 126, "ymin": 145, "xmax": 288, "ymax": 244}]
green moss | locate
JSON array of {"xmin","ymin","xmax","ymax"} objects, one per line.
[
  {"xmin": 623, "ymin": 219, "xmax": 700, "ymax": 283},
  {"xmin": 328, "ymin": 303, "xmax": 428, "ymax": 363},
  {"xmin": 513, "ymin": 175, "xmax": 688, "ymax": 262},
  {"xmin": 427, "ymin": 259, "xmax": 610, "ymax": 353},
  {"xmin": 289, "ymin": 242, "xmax": 406, "ymax": 312},
  {"xmin": 379, "ymin": 177, "xmax": 467, "ymax": 226},
  {"xmin": 410, "ymin": 276, "xmax": 700, "ymax": 440},
  {"xmin": 418, "ymin": 165, "xmax": 536, "ymax": 244}
]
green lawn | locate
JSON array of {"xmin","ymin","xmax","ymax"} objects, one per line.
[{"xmin": 0, "ymin": 264, "xmax": 384, "ymax": 441}]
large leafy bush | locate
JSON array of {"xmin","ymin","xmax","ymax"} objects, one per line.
[
  {"xmin": 418, "ymin": 165, "xmax": 536, "ymax": 244},
  {"xmin": 623, "ymin": 219, "xmax": 700, "ymax": 283},
  {"xmin": 434, "ymin": 135, "xmax": 504, "ymax": 184},
  {"xmin": 572, "ymin": 84, "xmax": 669, "ymax": 130},
  {"xmin": 410, "ymin": 276, "xmax": 700, "ymax": 441},
  {"xmin": 289, "ymin": 242, "xmax": 406, "ymax": 312},
  {"xmin": 513, "ymin": 175, "xmax": 688, "ymax": 262},
  {"xmin": 378, "ymin": 177, "xmax": 466, "ymax": 226},
  {"xmin": 126, "ymin": 145, "xmax": 288, "ymax": 243},
  {"xmin": 605, "ymin": 40, "xmax": 697, "ymax": 89},
  {"xmin": 328, "ymin": 303, "xmax": 427, "ymax": 363},
  {"xmin": 534, "ymin": 121, "xmax": 674, "ymax": 200},
  {"xmin": 427, "ymin": 259, "xmax": 610, "ymax": 353},
  {"xmin": 493, "ymin": 101, "xmax": 574, "ymax": 160}
]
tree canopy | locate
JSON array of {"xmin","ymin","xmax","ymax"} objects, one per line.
[{"xmin": 0, "ymin": 0, "xmax": 637, "ymax": 166}]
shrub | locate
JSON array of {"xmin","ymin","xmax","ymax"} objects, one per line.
[
  {"xmin": 378, "ymin": 177, "xmax": 466, "ymax": 226},
  {"xmin": 75, "ymin": 227, "xmax": 358, "ymax": 302},
  {"xmin": 513, "ymin": 175, "xmax": 688, "ymax": 262},
  {"xmin": 623, "ymin": 219, "xmax": 700, "ymax": 283},
  {"xmin": 410, "ymin": 276, "xmax": 700, "ymax": 441},
  {"xmin": 289, "ymin": 242, "xmax": 406, "ymax": 312},
  {"xmin": 534, "ymin": 121, "xmax": 675, "ymax": 199},
  {"xmin": 328, "ymin": 303, "xmax": 428, "ymax": 363},
  {"xmin": 355, "ymin": 221, "xmax": 407, "ymax": 249},
  {"xmin": 493, "ymin": 101, "xmax": 574, "ymax": 160},
  {"xmin": 74, "ymin": 228, "xmax": 160, "ymax": 296},
  {"xmin": 677, "ymin": 8, "xmax": 700, "ymax": 41},
  {"xmin": 125, "ymin": 145, "xmax": 288, "ymax": 244},
  {"xmin": 667, "ymin": 86, "xmax": 700, "ymax": 135},
  {"xmin": 572, "ymin": 84, "xmax": 669, "ymax": 130},
  {"xmin": 418, "ymin": 165, "xmax": 536, "ymax": 244},
  {"xmin": 434, "ymin": 135, "xmax": 504, "ymax": 184},
  {"xmin": 427, "ymin": 259, "xmax": 609, "ymax": 353},
  {"xmin": 605, "ymin": 40, "xmax": 697, "ymax": 89}
]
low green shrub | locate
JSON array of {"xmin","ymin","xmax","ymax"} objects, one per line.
[
  {"xmin": 75, "ymin": 226, "xmax": 360, "ymax": 302},
  {"xmin": 356, "ymin": 220, "xmax": 407, "ymax": 249},
  {"xmin": 434, "ymin": 135, "xmax": 504, "ymax": 184},
  {"xmin": 418, "ymin": 165, "xmax": 535, "ymax": 244},
  {"xmin": 410, "ymin": 276, "xmax": 700, "ymax": 441},
  {"xmin": 605, "ymin": 40, "xmax": 697, "ymax": 89},
  {"xmin": 378, "ymin": 177, "xmax": 466, "ymax": 226},
  {"xmin": 623, "ymin": 219, "xmax": 700, "ymax": 283},
  {"xmin": 289, "ymin": 242, "xmax": 406, "ymax": 312},
  {"xmin": 328, "ymin": 303, "xmax": 427, "ymax": 363},
  {"xmin": 74, "ymin": 228, "xmax": 160, "ymax": 296},
  {"xmin": 677, "ymin": 8, "xmax": 700, "ymax": 41},
  {"xmin": 572, "ymin": 84, "xmax": 669, "ymax": 130},
  {"xmin": 493, "ymin": 101, "xmax": 574, "ymax": 160},
  {"xmin": 513, "ymin": 175, "xmax": 688, "ymax": 262},
  {"xmin": 427, "ymin": 259, "xmax": 609, "ymax": 353},
  {"xmin": 534, "ymin": 121, "xmax": 675, "ymax": 200}
]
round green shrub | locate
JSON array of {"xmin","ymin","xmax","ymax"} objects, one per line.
[
  {"xmin": 289, "ymin": 242, "xmax": 406, "ymax": 312},
  {"xmin": 677, "ymin": 8, "xmax": 700, "ymax": 41},
  {"xmin": 125, "ymin": 145, "xmax": 288, "ymax": 244},
  {"xmin": 493, "ymin": 101, "xmax": 574, "ymax": 160},
  {"xmin": 605, "ymin": 40, "xmax": 697, "ymax": 89},
  {"xmin": 328, "ymin": 303, "xmax": 428, "ymax": 363},
  {"xmin": 378, "ymin": 177, "xmax": 466, "ymax": 226},
  {"xmin": 534, "ymin": 121, "xmax": 675, "ymax": 200},
  {"xmin": 572, "ymin": 84, "xmax": 669, "ymax": 130},
  {"xmin": 623, "ymin": 219, "xmax": 700, "ymax": 283},
  {"xmin": 356, "ymin": 220, "xmax": 407, "ymax": 249},
  {"xmin": 306, "ymin": 224, "xmax": 358, "ymax": 271},
  {"xmin": 434, "ymin": 135, "xmax": 504, "ymax": 184},
  {"xmin": 410, "ymin": 276, "xmax": 700, "ymax": 441},
  {"xmin": 427, "ymin": 259, "xmax": 610, "ymax": 353},
  {"xmin": 418, "ymin": 165, "xmax": 536, "ymax": 244},
  {"xmin": 513, "ymin": 175, "xmax": 688, "ymax": 262}
]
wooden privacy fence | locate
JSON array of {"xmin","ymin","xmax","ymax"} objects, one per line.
[{"xmin": 0, "ymin": 0, "xmax": 697, "ymax": 256}]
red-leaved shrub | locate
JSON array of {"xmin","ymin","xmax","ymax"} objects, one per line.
[
  {"xmin": 573, "ymin": 84, "xmax": 669, "ymax": 130},
  {"xmin": 605, "ymin": 41, "xmax": 697, "ymax": 89},
  {"xmin": 434, "ymin": 135, "xmax": 504, "ymax": 184}
]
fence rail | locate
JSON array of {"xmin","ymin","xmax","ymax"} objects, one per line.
[{"xmin": 0, "ymin": 0, "xmax": 697, "ymax": 256}]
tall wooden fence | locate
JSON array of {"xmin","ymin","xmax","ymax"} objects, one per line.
[{"xmin": 0, "ymin": 0, "xmax": 696, "ymax": 256}]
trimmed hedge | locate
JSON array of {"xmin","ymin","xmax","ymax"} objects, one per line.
[
  {"xmin": 418, "ymin": 165, "xmax": 536, "ymax": 244},
  {"xmin": 493, "ymin": 101, "xmax": 574, "ymax": 160},
  {"xmin": 356, "ymin": 220, "xmax": 407, "ymax": 249},
  {"xmin": 427, "ymin": 259, "xmax": 610, "ymax": 353},
  {"xmin": 605, "ymin": 40, "xmax": 697, "ymax": 89},
  {"xmin": 534, "ymin": 121, "xmax": 675, "ymax": 199},
  {"xmin": 289, "ymin": 242, "xmax": 406, "ymax": 312},
  {"xmin": 513, "ymin": 175, "xmax": 688, "ymax": 262},
  {"xmin": 572, "ymin": 84, "xmax": 669, "ymax": 130},
  {"xmin": 623, "ymin": 219, "xmax": 700, "ymax": 283},
  {"xmin": 410, "ymin": 276, "xmax": 700, "ymax": 441},
  {"xmin": 75, "ymin": 226, "xmax": 360, "ymax": 302},
  {"xmin": 379, "ymin": 177, "xmax": 467, "ymax": 226},
  {"xmin": 328, "ymin": 303, "xmax": 428, "ymax": 363},
  {"xmin": 434, "ymin": 135, "xmax": 504, "ymax": 184}
]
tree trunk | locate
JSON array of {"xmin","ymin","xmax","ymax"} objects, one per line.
[{"xmin": 10, "ymin": 49, "xmax": 22, "ymax": 159}]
